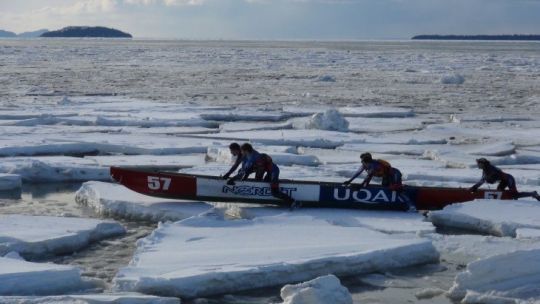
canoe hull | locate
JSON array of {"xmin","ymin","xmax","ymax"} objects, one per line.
[{"xmin": 110, "ymin": 167, "xmax": 515, "ymax": 211}]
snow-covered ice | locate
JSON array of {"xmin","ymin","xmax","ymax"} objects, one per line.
[
  {"xmin": 0, "ymin": 256, "xmax": 92, "ymax": 296},
  {"xmin": 76, "ymin": 181, "xmax": 212, "ymax": 222},
  {"xmin": 0, "ymin": 157, "xmax": 110, "ymax": 182},
  {"xmin": 429, "ymin": 199, "xmax": 540, "ymax": 237},
  {"xmin": 0, "ymin": 214, "xmax": 125, "ymax": 258},
  {"xmin": 338, "ymin": 106, "xmax": 414, "ymax": 118},
  {"xmin": 280, "ymin": 274, "xmax": 352, "ymax": 304},
  {"xmin": 114, "ymin": 214, "xmax": 438, "ymax": 298},
  {"xmin": 448, "ymin": 248, "xmax": 540, "ymax": 302}
]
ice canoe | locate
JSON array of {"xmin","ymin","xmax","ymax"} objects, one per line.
[{"xmin": 110, "ymin": 167, "xmax": 515, "ymax": 211}]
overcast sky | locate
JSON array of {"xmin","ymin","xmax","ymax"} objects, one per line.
[{"xmin": 1, "ymin": 0, "xmax": 539, "ymax": 39}]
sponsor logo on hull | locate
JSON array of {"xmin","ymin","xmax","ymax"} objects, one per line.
[
  {"xmin": 197, "ymin": 178, "xmax": 319, "ymax": 201},
  {"xmin": 222, "ymin": 185, "xmax": 297, "ymax": 197},
  {"xmin": 321, "ymin": 186, "xmax": 408, "ymax": 205},
  {"xmin": 484, "ymin": 191, "xmax": 503, "ymax": 199}
]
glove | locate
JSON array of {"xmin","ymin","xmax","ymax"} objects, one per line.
[
  {"xmin": 226, "ymin": 179, "xmax": 236, "ymax": 186},
  {"xmin": 469, "ymin": 186, "xmax": 478, "ymax": 193}
]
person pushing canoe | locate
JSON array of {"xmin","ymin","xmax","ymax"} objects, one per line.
[
  {"xmin": 343, "ymin": 152, "xmax": 403, "ymax": 190},
  {"xmin": 222, "ymin": 143, "xmax": 243, "ymax": 180},
  {"xmin": 469, "ymin": 158, "xmax": 540, "ymax": 201},
  {"xmin": 227, "ymin": 143, "xmax": 301, "ymax": 209}
]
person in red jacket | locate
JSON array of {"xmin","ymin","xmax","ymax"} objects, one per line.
[{"xmin": 343, "ymin": 153, "xmax": 403, "ymax": 190}]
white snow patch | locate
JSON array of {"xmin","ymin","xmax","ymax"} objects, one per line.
[
  {"xmin": 76, "ymin": 181, "xmax": 212, "ymax": 222},
  {"xmin": 114, "ymin": 214, "xmax": 438, "ymax": 298},
  {"xmin": 0, "ymin": 215, "xmax": 125, "ymax": 258},
  {"xmin": 429, "ymin": 199, "xmax": 540, "ymax": 237},
  {"xmin": 280, "ymin": 275, "xmax": 352, "ymax": 304}
]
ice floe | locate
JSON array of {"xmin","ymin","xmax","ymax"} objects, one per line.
[
  {"xmin": 338, "ymin": 106, "xmax": 414, "ymax": 118},
  {"xmin": 0, "ymin": 157, "xmax": 109, "ymax": 182},
  {"xmin": 429, "ymin": 199, "xmax": 540, "ymax": 237},
  {"xmin": 0, "ymin": 173, "xmax": 21, "ymax": 191},
  {"xmin": 448, "ymin": 248, "xmax": 540, "ymax": 302},
  {"xmin": 280, "ymin": 274, "xmax": 352, "ymax": 304},
  {"xmin": 0, "ymin": 256, "xmax": 93, "ymax": 296},
  {"xmin": 0, "ymin": 293, "xmax": 181, "ymax": 304},
  {"xmin": 114, "ymin": 214, "xmax": 438, "ymax": 298},
  {"xmin": 76, "ymin": 181, "xmax": 212, "ymax": 222},
  {"xmin": 0, "ymin": 214, "xmax": 125, "ymax": 258}
]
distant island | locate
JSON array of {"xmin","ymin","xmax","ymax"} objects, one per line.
[
  {"xmin": 0, "ymin": 30, "xmax": 17, "ymax": 38},
  {"xmin": 18, "ymin": 29, "xmax": 49, "ymax": 38},
  {"xmin": 412, "ymin": 35, "xmax": 540, "ymax": 41},
  {"xmin": 40, "ymin": 26, "xmax": 132, "ymax": 38}
]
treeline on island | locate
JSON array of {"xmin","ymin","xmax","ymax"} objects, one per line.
[{"xmin": 412, "ymin": 34, "xmax": 540, "ymax": 41}]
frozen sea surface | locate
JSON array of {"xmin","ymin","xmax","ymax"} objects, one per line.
[{"xmin": 1, "ymin": 39, "xmax": 540, "ymax": 303}]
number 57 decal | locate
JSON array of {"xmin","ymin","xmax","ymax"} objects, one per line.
[{"xmin": 147, "ymin": 176, "xmax": 172, "ymax": 191}]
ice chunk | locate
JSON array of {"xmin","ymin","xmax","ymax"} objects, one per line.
[
  {"xmin": 0, "ymin": 257, "xmax": 91, "ymax": 296},
  {"xmin": 76, "ymin": 181, "xmax": 212, "ymax": 222},
  {"xmin": 448, "ymin": 248, "xmax": 540, "ymax": 301},
  {"xmin": 0, "ymin": 173, "xmax": 21, "ymax": 191},
  {"xmin": 280, "ymin": 275, "xmax": 352, "ymax": 304},
  {"xmin": 0, "ymin": 215, "xmax": 125, "ymax": 258},
  {"xmin": 0, "ymin": 293, "xmax": 181, "ymax": 304},
  {"xmin": 114, "ymin": 214, "xmax": 439, "ymax": 298},
  {"xmin": 303, "ymin": 109, "xmax": 349, "ymax": 132},
  {"xmin": 429, "ymin": 199, "xmax": 540, "ymax": 237},
  {"xmin": 414, "ymin": 288, "xmax": 445, "ymax": 300},
  {"xmin": 441, "ymin": 74, "xmax": 465, "ymax": 85}
]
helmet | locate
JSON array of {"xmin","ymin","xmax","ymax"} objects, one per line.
[
  {"xmin": 476, "ymin": 158, "xmax": 489, "ymax": 165},
  {"xmin": 360, "ymin": 152, "xmax": 373, "ymax": 162},
  {"xmin": 229, "ymin": 142, "xmax": 240, "ymax": 150},
  {"xmin": 241, "ymin": 143, "xmax": 254, "ymax": 153}
]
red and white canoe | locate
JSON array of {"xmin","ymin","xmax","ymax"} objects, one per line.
[{"xmin": 110, "ymin": 166, "xmax": 516, "ymax": 211}]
